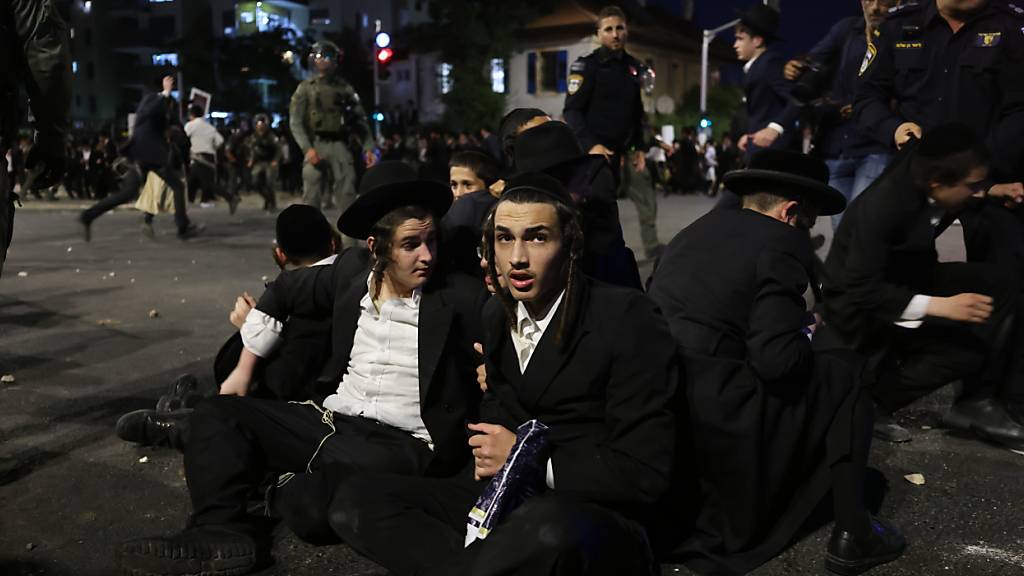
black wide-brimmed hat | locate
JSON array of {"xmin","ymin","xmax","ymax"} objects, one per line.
[
  {"xmin": 723, "ymin": 149, "xmax": 846, "ymax": 216},
  {"xmin": 337, "ymin": 161, "xmax": 452, "ymax": 239},
  {"xmin": 503, "ymin": 171, "xmax": 574, "ymax": 206},
  {"xmin": 513, "ymin": 121, "xmax": 592, "ymax": 174},
  {"xmin": 737, "ymin": 3, "xmax": 782, "ymax": 42}
]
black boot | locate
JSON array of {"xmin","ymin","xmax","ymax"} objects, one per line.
[
  {"xmin": 971, "ymin": 402, "xmax": 1024, "ymax": 452},
  {"xmin": 115, "ymin": 408, "xmax": 192, "ymax": 450},
  {"xmin": 942, "ymin": 395, "xmax": 1000, "ymax": 431},
  {"xmin": 118, "ymin": 526, "xmax": 266, "ymax": 576},
  {"xmin": 825, "ymin": 517, "xmax": 906, "ymax": 575}
]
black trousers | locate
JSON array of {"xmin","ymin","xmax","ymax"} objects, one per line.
[
  {"xmin": 874, "ymin": 261, "xmax": 1024, "ymax": 412},
  {"xmin": 329, "ymin": 470, "xmax": 657, "ymax": 576},
  {"xmin": 81, "ymin": 162, "xmax": 190, "ymax": 232},
  {"xmin": 183, "ymin": 396, "xmax": 432, "ymax": 536},
  {"xmin": 186, "ymin": 158, "xmax": 232, "ymax": 204}
]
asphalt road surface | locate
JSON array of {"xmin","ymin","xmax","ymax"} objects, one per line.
[{"xmin": 1, "ymin": 194, "xmax": 1022, "ymax": 576}]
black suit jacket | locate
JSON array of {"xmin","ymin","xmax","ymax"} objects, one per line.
[
  {"xmin": 478, "ymin": 277, "xmax": 677, "ymax": 515},
  {"xmin": 256, "ymin": 247, "xmax": 489, "ymax": 476},
  {"xmin": 822, "ymin": 150, "xmax": 942, "ymax": 351},
  {"xmin": 124, "ymin": 92, "xmax": 178, "ymax": 167},
  {"xmin": 743, "ymin": 50, "xmax": 800, "ymax": 150}
]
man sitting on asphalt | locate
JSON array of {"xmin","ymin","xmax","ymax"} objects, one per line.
[
  {"xmin": 325, "ymin": 172, "xmax": 678, "ymax": 576},
  {"xmin": 648, "ymin": 149, "xmax": 905, "ymax": 576},
  {"xmin": 117, "ymin": 161, "xmax": 488, "ymax": 576},
  {"xmin": 821, "ymin": 123, "xmax": 1024, "ymax": 450}
]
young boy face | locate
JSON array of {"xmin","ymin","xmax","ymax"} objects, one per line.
[
  {"xmin": 450, "ymin": 166, "xmax": 486, "ymax": 199},
  {"xmin": 369, "ymin": 216, "xmax": 437, "ymax": 294},
  {"xmin": 493, "ymin": 201, "xmax": 567, "ymax": 311},
  {"xmin": 733, "ymin": 30, "xmax": 763, "ymax": 62}
]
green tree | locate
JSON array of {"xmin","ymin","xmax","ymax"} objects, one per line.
[{"xmin": 413, "ymin": 0, "xmax": 553, "ymax": 131}]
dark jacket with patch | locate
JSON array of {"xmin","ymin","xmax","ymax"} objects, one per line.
[{"xmin": 563, "ymin": 47, "xmax": 647, "ymax": 154}]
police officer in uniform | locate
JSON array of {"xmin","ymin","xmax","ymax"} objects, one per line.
[
  {"xmin": 564, "ymin": 5, "xmax": 662, "ymax": 259},
  {"xmin": 855, "ymin": 0, "xmax": 1024, "ymax": 190},
  {"xmin": 1, "ymin": 0, "xmax": 70, "ymax": 277},
  {"xmin": 247, "ymin": 113, "xmax": 281, "ymax": 212},
  {"xmin": 289, "ymin": 41, "xmax": 375, "ymax": 219}
]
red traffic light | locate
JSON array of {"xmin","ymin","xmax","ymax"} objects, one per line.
[{"xmin": 376, "ymin": 48, "xmax": 394, "ymax": 64}]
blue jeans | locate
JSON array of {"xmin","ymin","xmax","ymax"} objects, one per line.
[{"xmin": 826, "ymin": 153, "xmax": 891, "ymax": 228}]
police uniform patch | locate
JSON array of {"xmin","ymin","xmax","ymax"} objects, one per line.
[
  {"xmin": 859, "ymin": 42, "xmax": 878, "ymax": 76},
  {"xmin": 976, "ymin": 32, "xmax": 1001, "ymax": 47},
  {"xmin": 567, "ymin": 74, "xmax": 583, "ymax": 95},
  {"xmin": 570, "ymin": 59, "xmax": 587, "ymax": 73},
  {"xmin": 895, "ymin": 42, "xmax": 923, "ymax": 49}
]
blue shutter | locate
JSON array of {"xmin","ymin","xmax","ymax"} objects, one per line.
[
  {"xmin": 527, "ymin": 52, "xmax": 537, "ymax": 94},
  {"xmin": 556, "ymin": 50, "xmax": 568, "ymax": 93}
]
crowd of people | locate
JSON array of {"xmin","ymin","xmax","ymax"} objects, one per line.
[{"xmin": 5, "ymin": 1, "xmax": 1024, "ymax": 575}]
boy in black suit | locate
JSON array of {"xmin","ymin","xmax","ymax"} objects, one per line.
[
  {"xmin": 822, "ymin": 123, "xmax": 1024, "ymax": 449},
  {"xmin": 326, "ymin": 172, "xmax": 678, "ymax": 576},
  {"xmin": 117, "ymin": 162, "xmax": 488, "ymax": 576},
  {"xmin": 649, "ymin": 149, "xmax": 905, "ymax": 576}
]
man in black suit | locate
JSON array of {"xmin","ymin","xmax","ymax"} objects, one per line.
[
  {"xmin": 649, "ymin": 150, "xmax": 905, "ymax": 576},
  {"xmin": 80, "ymin": 75, "xmax": 200, "ymax": 240},
  {"xmin": 117, "ymin": 162, "xmax": 488, "ymax": 576},
  {"xmin": 327, "ymin": 172, "xmax": 678, "ymax": 576},
  {"xmin": 733, "ymin": 4, "xmax": 800, "ymax": 159},
  {"xmin": 822, "ymin": 124, "xmax": 1024, "ymax": 449}
]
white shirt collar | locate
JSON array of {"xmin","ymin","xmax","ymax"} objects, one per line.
[
  {"xmin": 743, "ymin": 52, "xmax": 762, "ymax": 74},
  {"xmin": 364, "ymin": 272, "xmax": 422, "ymax": 312},
  {"xmin": 312, "ymin": 254, "xmax": 337, "ymax": 267},
  {"xmin": 514, "ymin": 290, "xmax": 566, "ymax": 340}
]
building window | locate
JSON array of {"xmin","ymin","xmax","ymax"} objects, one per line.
[
  {"xmin": 83, "ymin": 1, "xmax": 92, "ymax": 14},
  {"xmin": 310, "ymin": 9, "xmax": 331, "ymax": 26},
  {"xmin": 150, "ymin": 15, "xmax": 176, "ymax": 41},
  {"xmin": 152, "ymin": 53, "xmax": 179, "ymax": 66},
  {"xmin": 437, "ymin": 62, "xmax": 453, "ymax": 95},
  {"xmin": 76, "ymin": 95, "xmax": 82, "ymax": 108},
  {"xmin": 540, "ymin": 50, "xmax": 568, "ymax": 93},
  {"xmin": 85, "ymin": 28, "xmax": 92, "ymax": 46},
  {"xmin": 490, "ymin": 58, "xmax": 506, "ymax": 94},
  {"xmin": 72, "ymin": 61, "xmax": 79, "ymax": 74}
]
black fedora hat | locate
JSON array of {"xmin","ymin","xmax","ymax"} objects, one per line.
[
  {"xmin": 723, "ymin": 149, "xmax": 846, "ymax": 216},
  {"xmin": 514, "ymin": 121, "xmax": 592, "ymax": 173},
  {"xmin": 337, "ymin": 161, "xmax": 452, "ymax": 239},
  {"xmin": 737, "ymin": 3, "xmax": 782, "ymax": 42}
]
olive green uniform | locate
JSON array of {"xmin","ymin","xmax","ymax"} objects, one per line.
[
  {"xmin": 289, "ymin": 74, "xmax": 372, "ymax": 213},
  {"xmin": 1, "ymin": 0, "xmax": 71, "ymax": 277},
  {"xmin": 246, "ymin": 129, "xmax": 281, "ymax": 211}
]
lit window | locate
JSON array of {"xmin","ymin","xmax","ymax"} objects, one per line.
[
  {"xmin": 490, "ymin": 58, "xmax": 505, "ymax": 93},
  {"xmin": 239, "ymin": 11, "xmax": 254, "ymax": 24},
  {"xmin": 83, "ymin": 1, "xmax": 92, "ymax": 14},
  {"xmin": 152, "ymin": 53, "xmax": 179, "ymax": 66},
  {"xmin": 72, "ymin": 61, "xmax": 79, "ymax": 74},
  {"xmin": 223, "ymin": 27, "xmax": 234, "ymax": 35},
  {"xmin": 437, "ymin": 63, "xmax": 453, "ymax": 95},
  {"xmin": 70, "ymin": 27, "xmax": 75, "ymax": 39}
]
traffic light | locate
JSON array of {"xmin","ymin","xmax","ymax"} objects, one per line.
[{"xmin": 375, "ymin": 32, "xmax": 393, "ymax": 81}]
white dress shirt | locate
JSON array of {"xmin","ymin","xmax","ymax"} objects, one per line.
[
  {"xmin": 508, "ymin": 290, "xmax": 565, "ymax": 489},
  {"xmin": 184, "ymin": 117, "xmax": 224, "ymax": 156}
]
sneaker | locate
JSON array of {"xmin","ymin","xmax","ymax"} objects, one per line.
[
  {"xmin": 115, "ymin": 408, "xmax": 192, "ymax": 450},
  {"xmin": 118, "ymin": 526, "xmax": 265, "ymax": 576},
  {"xmin": 825, "ymin": 517, "xmax": 906, "ymax": 575},
  {"xmin": 873, "ymin": 412, "xmax": 911, "ymax": 443}
]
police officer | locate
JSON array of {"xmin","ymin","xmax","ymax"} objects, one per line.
[
  {"xmin": 289, "ymin": 40, "xmax": 375, "ymax": 218},
  {"xmin": 564, "ymin": 5, "xmax": 662, "ymax": 259},
  {"xmin": 1, "ymin": 0, "xmax": 70, "ymax": 277},
  {"xmin": 247, "ymin": 113, "xmax": 281, "ymax": 212},
  {"xmin": 855, "ymin": 0, "xmax": 1024, "ymax": 188}
]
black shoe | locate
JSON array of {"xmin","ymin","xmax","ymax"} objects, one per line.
[
  {"xmin": 825, "ymin": 517, "xmax": 906, "ymax": 575},
  {"xmin": 79, "ymin": 214, "xmax": 92, "ymax": 242},
  {"xmin": 156, "ymin": 374, "xmax": 204, "ymax": 413},
  {"xmin": 115, "ymin": 408, "xmax": 192, "ymax": 449},
  {"xmin": 118, "ymin": 526, "xmax": 264, "ymax": 576},
  {"xmin": 228, "ymin": 196, "xmax": 240, "ymax": 216},
  {"xmin": 177, "ymin": 223, "xmax": 204, "ymax": 240},
  {"xmin": 942, "ymin": 396, "xmax": 999, "ymax": 432},
  {"xmin": 872, "ymin": 412, "xmax": 911, "ymax": 443},
  {"xmin": 970, "ymin": 402, "xmax": 1024, "ymax": 452}
]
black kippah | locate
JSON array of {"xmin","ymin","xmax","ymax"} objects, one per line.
[
  {"xmin": 276, "ymin": 204, "xmax": 331, "ymax": 259},
  {"xmin": 918, "ymin": 123, "xmax": 980, "ymax": 158}
]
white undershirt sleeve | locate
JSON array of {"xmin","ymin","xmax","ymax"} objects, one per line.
[
  {"xmin": 240, "ymin": 308, "xmax": 284, "ymax": 358},
  {"xmin": 895, "ymin": 294, "xmax": 931, "ymax": 329},
  {"xmin": 767, "ymin": 122, "xmax": 786, "ymax": 136},
  {"xmin": 546, "ymin": 458, "xmax": 555, "ymax": 490}
]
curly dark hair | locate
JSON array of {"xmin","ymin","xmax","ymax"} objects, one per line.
[
  {"xmin": 367, "ymin": 204, "xmax": 436, "ymax": 300},
  {"xmin": 481, "ymin": 188, "xmax": 585, "ymax": 346}
]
